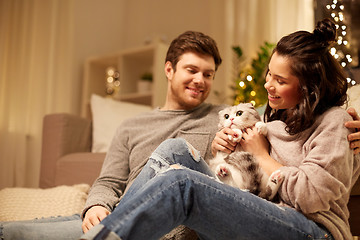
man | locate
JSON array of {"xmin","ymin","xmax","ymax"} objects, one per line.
[
  {"xmin": 1, "ymin": 31, "xmax": 359, "ymax": 240},
  {"xmin": 81, "ymin": 31, "xmax": 225, "ymax": 237}
]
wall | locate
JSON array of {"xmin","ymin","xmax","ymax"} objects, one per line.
[
  {"xmin": 72, "ymin": 0, "xmax": 126, "ymax": 114},
  {"xmin": 71, "ymin": 0, "xmax": 228, "ymax": 108}
]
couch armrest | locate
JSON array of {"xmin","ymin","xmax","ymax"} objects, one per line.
[
  {"xmin": 39, "ymin": 113, "xmax": 92, "ymax": 188},
  {"xmin": 55, "ymin": 152, "xmax": 105, "ymax": 186}
]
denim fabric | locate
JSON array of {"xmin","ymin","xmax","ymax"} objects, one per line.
[
  {"xmin": 0, "ymin": 214, "xmax": 82, "ymax": 240},
  {"xmin": 82, "ymin": 138, "xmax": 333, "ymax": 240}
]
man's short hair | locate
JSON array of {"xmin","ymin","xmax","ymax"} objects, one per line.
[{"xmin": 165, "ymin": 31, "xmax": 222, "ymax": 71}]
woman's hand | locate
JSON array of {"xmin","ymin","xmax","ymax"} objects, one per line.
[
  {"xmin": 345, "ymin": 108, "xmax": 360, "ymax": 154},
  {"xmin": 240, "ymin": 127, "xmax": 269, "ymax": 159},
  {"xmin": 240, "ymin": 127, "xmax": 283, "ymax": 176},
  {"xmin": 211, "ymin": 128, "xmax": 238, "ymax": 156},
  {"xmin": 82, "ymin": 205, "xmax": 110, "ymax": 233}
]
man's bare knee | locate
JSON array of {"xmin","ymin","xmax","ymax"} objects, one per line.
[{"xmin": 170, "ymin": 164, "xmax": 182, "ymax": 169}]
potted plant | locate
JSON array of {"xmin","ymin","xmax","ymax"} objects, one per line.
[{"xmin": 137, "ymin": 72, "xmax": 153, "ymax": 93}]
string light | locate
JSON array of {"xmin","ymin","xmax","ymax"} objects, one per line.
[
  {"xmin": 105, "ymin": 67, "xmax": 120, "ymax": 95},
  {"xmin": 346, "ymin": 54, "xmax": 352, "ymax": 63},
  {"xmin": 339, "ymin": 12, "xmax": 344, "ymax": 21},
  {"xmin": 325, "ymin": 0, "xmax": 356, "ymax": 85}
]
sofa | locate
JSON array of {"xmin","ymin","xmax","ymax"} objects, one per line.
[{"xmin": 39, "ymin": 113, "xmax": 105, "ymax": 188}]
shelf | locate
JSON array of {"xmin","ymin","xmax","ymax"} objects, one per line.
[
  {"xmin": 82, "ymin": 42, "xmax": 168, "ymax": 117},
  {"xmin": 116, "ymin": 92, "xmax": 152, "ymax": 106}
]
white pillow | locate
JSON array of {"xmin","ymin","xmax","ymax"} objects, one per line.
[
  {"xmin": 0, "ymin": 184, "xmax": 90, "ymax": 221},
  {"xmin": 347, "ymin": 84, "xmax": 360, "ymax": 114},
  {"xmin": 90, "ymin": 94, "xmax": 152, "ymax": 153}
]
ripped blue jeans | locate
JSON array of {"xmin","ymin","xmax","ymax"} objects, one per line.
[
  {"xmin": 0, "ymin": 214, "xmax": 82, "ymax": 240},
  {"xmin": 81, "ymin": 138, "xmax": 333, "ymax": 240}
]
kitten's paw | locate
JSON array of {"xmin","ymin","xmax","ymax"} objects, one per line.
[
  {"xmin": 255, "ymin": 122, "xmax": 267, "ymax": 136},
  {"xmin": 228, "ymin": 129, "xmax": 242, "ymax": 142},
  {"xmin": 216, "ymin": 165, "xmax": 230, "ymax": 178},
  {"xmin": 270, "ymin": 169, "xmax": 284, "ymax": 185},
  {"xmin": 260, "ymin": 170, "xmax": 284, "ymax": 200}
]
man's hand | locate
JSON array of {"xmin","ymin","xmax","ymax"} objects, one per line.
[
  {"xmin": 211, "ymin": 128, "xmax": 238, "ymax": 156},
  {"xmin": 82, "ymin": 205, "xmax": 110, "ymax": 233},
  {"xmin": 345, "ymin": 107, "xmax": 360, "ymax": 154}
]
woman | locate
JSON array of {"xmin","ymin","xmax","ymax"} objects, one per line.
[{"xmin": 81, "ymin": 19, "xmax": 359, "ymax": 240}]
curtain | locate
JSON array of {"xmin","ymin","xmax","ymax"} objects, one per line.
[
  {"xmin": 0, "ymin": 0, "xmax": 75, "ymax": 188},
  {"xmin": 222, "ymin": 0, "xmax": 314, "ymax": 100},
  {"xmin": 234, "ymin": 0, "xmax": 314, "ymax": 58}
]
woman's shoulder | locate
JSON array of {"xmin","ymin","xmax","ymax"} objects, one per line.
[
  {"xmin": 318, "ymin": 106, "xmax": 352, "ymax": 123},
  {"xmin": 312, "ymin": 107, "xmax": 352, "ymax": 135}
]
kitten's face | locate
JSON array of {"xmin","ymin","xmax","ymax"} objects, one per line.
[{"xmin": 218, "ymin": 103, "xmax": 261, "ymax": 130}]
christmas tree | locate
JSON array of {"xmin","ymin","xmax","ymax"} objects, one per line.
[{"xmin": 231, "ymin": 42, "xmax": 274, "ymax": 106}]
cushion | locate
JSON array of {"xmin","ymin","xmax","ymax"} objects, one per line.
[
  {"xmin": 347, "ymin": 84, "xmax": 360, "ymax": 113},
  {"xmin": 90, "ymin": 94, "xmax": 152, "ymax": 153},
  {"xmin": 0, "ymin": 184, "xmax": 90, "ymax": 222}
]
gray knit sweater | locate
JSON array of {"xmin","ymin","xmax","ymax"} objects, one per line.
[
  {"xmin": 83, "ymin": 103, "xmax": 226, "ymax": 215},
  {"xmin": 267, "ymin": 107, "xmax": 360, "ymax": 240}
]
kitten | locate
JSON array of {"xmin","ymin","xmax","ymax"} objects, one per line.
[{"xmin": 209, "ymin": 103, "xmax": 283, "ymax": 200}]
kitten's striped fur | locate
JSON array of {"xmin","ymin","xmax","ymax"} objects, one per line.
[{"xmin": 209, "ymin": 103, "xmax": 283, "ymax": 200}]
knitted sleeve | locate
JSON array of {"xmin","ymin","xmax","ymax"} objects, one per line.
[
  {"xmin": 82, "ymin": 125, "xmax": 130, "ymax": 217},
  {"xmin": 271, "ymin": 108, "xmax": 357, "ymax": 214}
]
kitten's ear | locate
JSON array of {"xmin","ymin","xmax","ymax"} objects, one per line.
[
  {"xmin": 246, "ymin": 102, "xmax": 255, "ymax": 109},
  {"xmin": 218, "ymin": 109, "xmax": 226, "ymax": 117}
]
